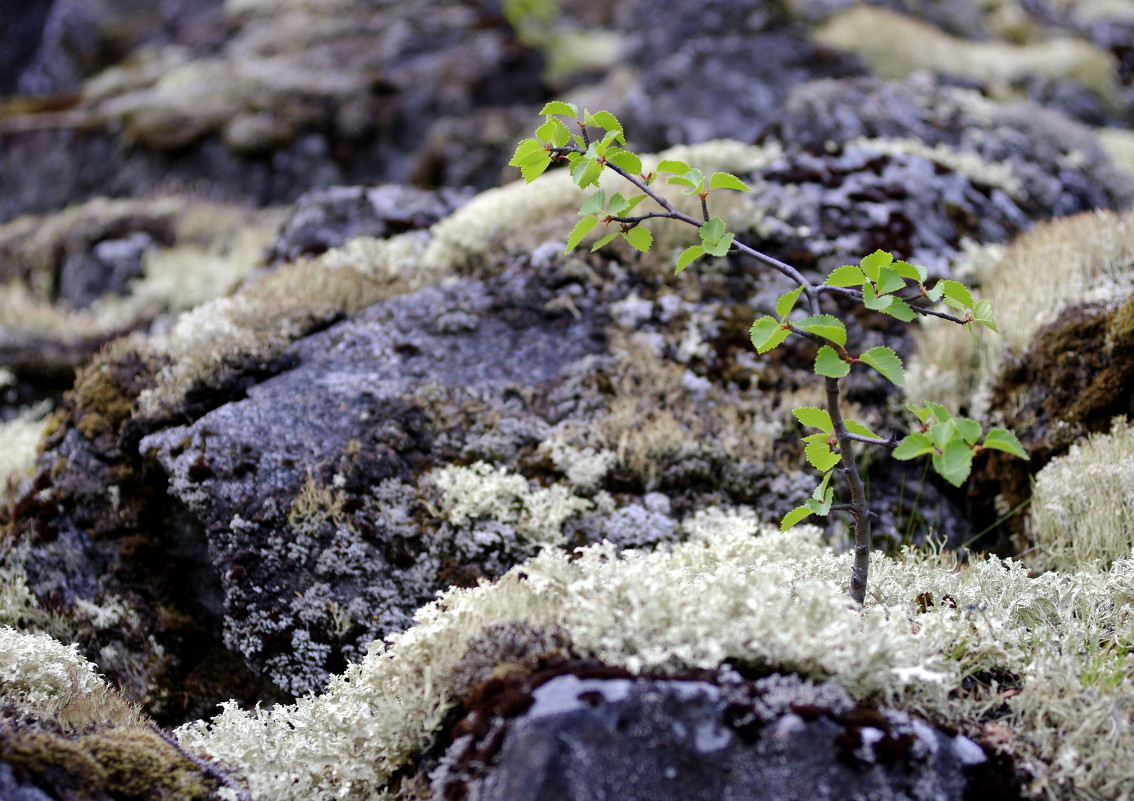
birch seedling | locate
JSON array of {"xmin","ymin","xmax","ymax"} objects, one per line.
[{"xmin": 510, "ymin": 103, "xmax": 1027, "ymax": 603}]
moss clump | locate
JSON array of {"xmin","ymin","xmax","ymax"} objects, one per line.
[
  {"xmin": 71, "ymin": 337, "xmax": 154, "ymax": 443},
  {"xmin": 85, "ymin": 728, "xmax": 215, "ymax": 799},
  {"xmin": 1, "ymin": 727, "xmax": 218, "ymax": 800}
]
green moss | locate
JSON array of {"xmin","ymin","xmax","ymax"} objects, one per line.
[
  {"xmin": 1, "ymin": 727, "xmax": 215, "ymax": 800},
  {"xmin": 1, "ymin": 729, "xmax": 107, "ymax": 794},
  {"xmin": 85, "ymin": 728, "xmax": 213, "ymax": 800},
  {"xmin": 70, "ymin": 339, "xmax": 153, "ymax": 442}
]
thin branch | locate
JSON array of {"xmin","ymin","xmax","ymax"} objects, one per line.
[{"xmin": 843, "ymin": 433, "xmax": 899, "ymax": 447}]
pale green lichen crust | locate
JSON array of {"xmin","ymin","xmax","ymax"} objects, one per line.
[
  {"xmin": 175, "ymin": 518, "xmax": 1134, "ymax": 801},
  {"xmin": 1029, "ymin": 416, "xmax": 1134, "ymax": 572},
  {"xmin": 0, "ymin": 627, "xmax": 143, "ymax": 731}
]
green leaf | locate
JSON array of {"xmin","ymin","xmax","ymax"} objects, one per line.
[
  {"xmin": 814, "ymin": 468, "xmax": 835, "ymax": 500},
  {"xmin": 536, "ymin": 117, "xmax": 570, "ymax": 146},
  {"xmin": 775, "ymin": 286, "xmax": 804, "ymax": 319},
  {"xmin": 892, "ymin": 260, "xmax": 927, "ymax": 283},
  {"xmin": 589, "ymin": 110, "xmax": 624, "ymax": 142},
  {"xmin": 859, "ymin": 346, "xmax": 905, "ymax": 386},
  {"xmin": 655, "ymin": 159, "xmax": 692, "ymax": 175},
  {"xmin": 862, "ymin": 282, "xmax": 887, "ymax": 311},
  {"xmin": 509, "ymin": 138, "xmax": 545, "ymax": 167},
  {"xmin": 926, "ymin": 402, "xmax": 951, "ymax": 423},
  {"xmin": 972, "ymin": 299, "xmax": 999, "ymax": 333},
  {"xmin": 571, "ymin": 158, "xmax": 603, "ymax": 188},
  {"xmin": 624, "ymin": 227, "xmax": 653, "ymax": 253},
  {"xmin": 703, "ymin": 232, "xmax": 734, "ymax": 258},
  {"xmin": 876, "ymin": 265, "xmax": 906, "ymax": 296},
  {"xmin": 579, "ymin": 189, "xmax": 606, "ymax": 216},
  {"xmin": 539, "ymin": 101, "xmax": 579, "ymax": 118},
  {"xmin": 906, "ymin": 403, "xmax": 933, "ymax": 425},
  {"xmin": 929, "ymin": 419, "xmax": 959, "ymax": 450},
  {"xmin": 751, "ymin": 316, "xmax": 790, "ymax": 353},
  {"xmin": 676, "ymin": 245, "xmax": 706, "ymax": 275},
  {"xmin": 699, "ymin": 216, "xmax": 726, "ymax": 245},
  {"xmin": 793, "ymin": 406, "xmax": 833, "ymax": 433},
  {"xmin": 892, "ymin": 432, "xmax": 935, "ymax": 460},
  {"xmin": 709, "ymin": 172, "xmax": 751, "ymax": 191},
  {"xmin": 933, "ymin": 439, "xmax": 974, "ymax": 487},
  {"xmin": 805, "ymin": 439, "xmax": 843, "ymax": 472},
  {"xmin": 606, "ymin": 148, "xmax": 642, "ymax": 176},
  {"xmin": 938, "ymin": 280, "xmax": 975, "ymax": 310},
  {"xmin": 844, "ymin": 418, "xmax": 881, "ymax": 440},
  {"xmin": 590, "ymin": 231, "xmax": 620, "ymax": 251},
  {"xmin": 884, "ymin": 297, "xmax": 916, "ymax": 322},
  {"xmin": 675, "ymin": 168, "xmax": 704, "ymax": 194},
  {"xmin": 815, "ymin": 345, "xmax": 851, "ymax": 378},
  {"xmin": 781, "ymin": 505, "xmax": 814, "ymax": 532},
  {"xmin": 520, "ymin": 158, "xmax": 551, "ymax": 182},
  {"xmin": 826, "ymin": 265, "xmax": 865, "ymax": 287},
  {"xmin": 595, "ymin": 129, "xmax": 621, "ymax": 156},
  {"xmin": 982, "ymin": 428, "xmax": 1028, "ymax": 459},
  {"xmin": 806, "ymin": 484, "xmax": 834, "ymax": 516},
  {"xmin": 860, "ymin": 250, "xmax": 894, "ymax": 282},
  {"xmin": 862, "ymin": 283, "xmax": 914, "ymax": 321},
  {"xmin": 795, "ymin": 314, "xmax": 847, "ymax": 347},
  {"xmin": 954, "ymin": 417, "xmax": 982, "ymax": 445},
  {"xmin": 564, "ymin": 216, "xmax": 599, "ymax": 253}
]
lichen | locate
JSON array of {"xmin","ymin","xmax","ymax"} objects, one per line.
[
  {"xmin": 1029, "ymin": 416, "xmax": 1134, "ymax": 572},
  {"xmin": 0, "ymin": 627, "xmax": 143, "ymax": 731},
  {"xmin": 175, "ymin": 520, "xmax": 1134, "ymax": 801},
  {"xmin": 137, "ymin": 230, "xmax": 438, "ymax": 417},
  {"xmin": 0, "ymin": 401, "xmax": 49, "ymax": 511},
  {"xmin": 814, "ymin": 6, "xmax": 1118, "ymax": 102},
  {"xmin": 432, "ymin": 461, "xmax": 592, "ymax": 547}
]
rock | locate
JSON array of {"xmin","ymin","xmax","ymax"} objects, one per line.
[
  {"xmin": 265, "ymin": 184, "xmax": 474, "ymax": 264},
  {"xmin": 435, "ymin": 670, "xmax": 1014, "ymax": 801},
  {"xmin": 0, "ymin": 0, "xmax": 543, "ymax": 222},
  {"xmin": 0, "ymin": 0, "xmax": 53, "ymax": 96},
  {"xmin": 745, "ymin": 75, "xmax": 1133, "ymax": 272},
  {"xmin": 137, "ymin": 272, "xmax": 605, "ymax": 694},
  {"xmin": 614, "ymin": 1, "xmax": 861, "ymax": 151}
]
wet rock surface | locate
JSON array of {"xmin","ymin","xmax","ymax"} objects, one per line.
[{"xmin": 435, "ymin": 670, "xmax": 1017, "ymax": 801}]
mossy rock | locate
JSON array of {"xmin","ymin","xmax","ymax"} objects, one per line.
[
  {"xmin": 1, "ymin": 725, "xmax": 222, "ymax": 800},
  {"xmin": 968, "ymin": 291, "xmax": 1134, "ymax": 551}
]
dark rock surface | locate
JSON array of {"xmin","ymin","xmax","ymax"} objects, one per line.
[
  {"xmin": 435, "ymin": 670, "xmax": 1016, "ymax": 801},
  {"xmin": 138, "ymin": 274, "xmax": 606, "ymax": 693},
  {"xmin": 265, "ymin": 184, "xmax": 474, "ymax": 265},
  {"xmin": 614, "ymin": 1, "xmax": 861, "ymax": 150}
]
